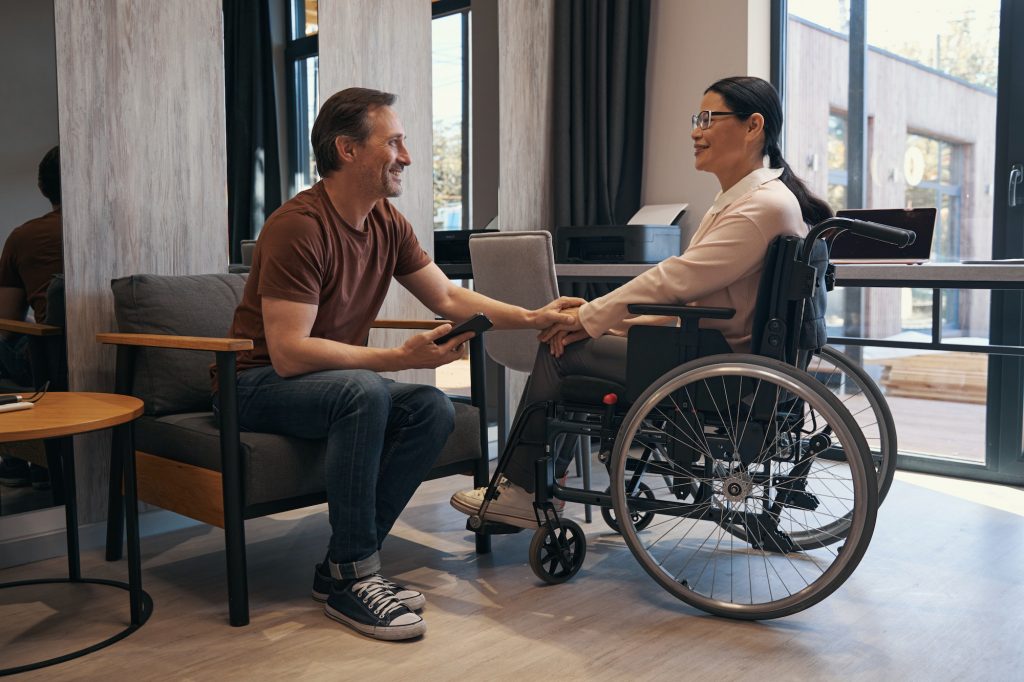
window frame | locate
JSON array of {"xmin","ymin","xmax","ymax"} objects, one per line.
[
  {"xmin": 775, "ymin": 0, "xmax": 1024, "ymax": 484},
  {"xmin": 285, "ymin": 1, "xmax": 318, "ymax": 196}
]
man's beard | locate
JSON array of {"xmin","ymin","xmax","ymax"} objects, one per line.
[{"xmin": 382, "ymin": 167, "xmax": 403, "ymax": 198}]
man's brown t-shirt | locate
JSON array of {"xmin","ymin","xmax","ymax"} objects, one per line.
[
  {"xmin": 226, "ymin": 182, "xmax": 431, "ymax": 380},
  {"xmin": 0, "ymin": 209, "xmax": 63, "ymax": 324}
]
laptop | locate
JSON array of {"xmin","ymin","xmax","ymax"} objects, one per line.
[{"xmin": 829, "ymin": 208, "xmax": 937, "ymax": 264}]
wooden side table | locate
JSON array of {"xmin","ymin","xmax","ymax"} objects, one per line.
[{"xmin": 0, "ymin": 392, "xmax": 149, "ymax": 676}]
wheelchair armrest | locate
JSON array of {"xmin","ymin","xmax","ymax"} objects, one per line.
[{"xmin": 626, "ymin": 304, "xmax": 735, "ymax": 320}]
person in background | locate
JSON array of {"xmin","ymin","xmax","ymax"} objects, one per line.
[{"xmin": 0, "ymin": 146, "xmax": 62, "ymax": 489}]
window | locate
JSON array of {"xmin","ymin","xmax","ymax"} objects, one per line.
[
  {"xmin": 779, "ymin": 0, "xmax": 1002, "ymax": 472},
  {"xmin": 905, "ymin": 133, "xmax": 963, "ymax": 263},
  {"xmin": 285, "ymin": 0, "xmax": 319, "ymax": 194},
  {"xmin": 826, "ymin": 112, "xmax": 848, "ymax": 212},
  {"xmin": 431, "ymin": 1, "xmax": 470, "ymax": 231},
  {"xmin": 284, "ymin": 0, "xmax": 471, "ymax": 230}
]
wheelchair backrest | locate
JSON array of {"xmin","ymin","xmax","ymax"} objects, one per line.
[
  {"xmin": 624, "ymin": 234, "xmax": 830, "ymax": 404},
  {"xmin": 750, "ymin": 235, "xmax": 830, "ymax": 366}
]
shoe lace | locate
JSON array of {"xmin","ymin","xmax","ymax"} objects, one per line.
[
  {"xmin": 377, "ymin": 576, "xmax": 405, "ymax": 595},
  {"xmin": 354, "ymin": 575, "xmax": 405, "ymax": 618}
]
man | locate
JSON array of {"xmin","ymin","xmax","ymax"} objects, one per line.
[
  {"xmin": 0, "ymin": 146, "xmax": 62, "ymax": 488},
  {"xmin": 225, "ymin": 87, "xmax": 580, "ymax": 641}
]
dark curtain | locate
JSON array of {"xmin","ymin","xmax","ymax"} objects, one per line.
[
  {"xmin": 223, "ymin": 0, "xmax": 281, "ymax": 263},
  {"xmin": 553, "ymin": 0, "xmax": 651, "ymax": 229}
]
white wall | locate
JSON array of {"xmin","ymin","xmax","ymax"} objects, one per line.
[
  {"xmin": 0, "ymin": 1, "xmax": 59, "ymax": 242},
  {"xmin": 642, "ymin": 0, "xmax": 771, "ymax": 231}
]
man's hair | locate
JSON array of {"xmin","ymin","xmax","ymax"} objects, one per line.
[
  {"xmin": 38, "ymin": 145, "xmax": 60, "ymax": 206},
  {"xmin": 311, "ymin": 88, "xmax": 397, "ymax": 177}
]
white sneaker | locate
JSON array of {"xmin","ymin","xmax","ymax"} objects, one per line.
[{"xmin": 450, "ymin": 476, "xmax": 563, "ymax": 529}]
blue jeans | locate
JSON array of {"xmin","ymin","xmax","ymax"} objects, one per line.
[{"xmin": 231, "ymin": 366, "xmax": 455, "ymax": 579}]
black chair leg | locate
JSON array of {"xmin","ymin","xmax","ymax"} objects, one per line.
[
  {"xmin": 224, "ymin": 514, "xmax": 249, "ymax": 627},
  {"xmin": 216, "ymin": 350, "xmax": 249, "ymax": 626},
  {"xmin": 105, "ymin": 432, "xmax": 125, "ymax": 561}
]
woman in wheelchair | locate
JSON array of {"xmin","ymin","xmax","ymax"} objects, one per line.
[
  {"xmin": 448, "ymin": 76, "xmax": 898, "ymax": 620},
  {"xmin": 452, "ymin": 76, "xmax": 832, "ymax": 526}
]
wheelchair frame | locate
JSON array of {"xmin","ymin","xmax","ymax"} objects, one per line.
[{"xmin": 467, "ymin": 217, "xmax": 912, "ymax": 620}]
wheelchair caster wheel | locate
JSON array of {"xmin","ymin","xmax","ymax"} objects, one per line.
[
  {"xmin": 529, "ymin": 519, "xmax": 587, "ymax": 585},
  {"xmin": 601, "ymin": 483, "xmax": 655, "ymax": 534}
]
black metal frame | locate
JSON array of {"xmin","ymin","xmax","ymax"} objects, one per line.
[
  {"xmin": 1, "ymin": 419, "xmax": 151, "ymax": 676},
  {"xmin": 105, "ymin": 334, "xmax": 491, "ymax": 627},
  {"xmin": 477, "ymin": 223, "xmax": 864, "ymax": 533},
  {"xmin": 285, "ymin": 0, "xmax": 318, "ymax": 195}
]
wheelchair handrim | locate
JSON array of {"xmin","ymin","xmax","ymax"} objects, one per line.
[{"xmin": 609, "ymin": 354, "xmax": 878, "ymax": 619}]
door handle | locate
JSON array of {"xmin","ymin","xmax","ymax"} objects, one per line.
[{"xmin": 1011, "ymin": 164, "xmax": 1023, "ymax": 208}]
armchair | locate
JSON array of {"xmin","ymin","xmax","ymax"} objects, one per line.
[{"xmin": 100, "ymin": 273, "xmax": 490, "ymax": 626}]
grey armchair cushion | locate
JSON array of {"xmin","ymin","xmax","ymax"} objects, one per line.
[
  {"xmin": 111, "ymin": 273, "xmax": 247, "ymax": 416},
  {"xmin": 134, "ymin": 401, "xmax": 482, "ymax": 505}
]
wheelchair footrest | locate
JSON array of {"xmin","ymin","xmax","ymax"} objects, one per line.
[{"xmin": 466, "ymin": 519, "xmax": 524, "ymax": 535}]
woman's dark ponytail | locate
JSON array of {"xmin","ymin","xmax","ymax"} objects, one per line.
[{"xmin": 707, "ymin": 77, "xmax": 832, "ymax": 226}]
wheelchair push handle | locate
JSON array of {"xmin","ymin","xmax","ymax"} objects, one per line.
[{"xmin": 804, "ymin": 217, "xmax": 916, "ymax": 259}]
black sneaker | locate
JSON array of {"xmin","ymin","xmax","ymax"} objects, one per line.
[
  {"xmin": 0, "ymin": 458, "xmax": 30, "ymax": 487},
  {"xmin": 312, "ymin": 562, "xmax": 426, "ymax": 611},
  {"xmin": 323, "ymin": 574, "xmax": 425, "ymax": 641}
]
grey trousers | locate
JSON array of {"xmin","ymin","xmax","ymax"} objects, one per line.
[{"xmin": 503, "ymin": 335, "xmax": 628, "ymax": 491}]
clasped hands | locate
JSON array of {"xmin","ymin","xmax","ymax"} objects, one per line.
[{"xmin": 533, "ymin": 297, "xmax": 590, "ymax": 358}]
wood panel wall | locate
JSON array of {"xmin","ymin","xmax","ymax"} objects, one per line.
[
  {"xmin": 498, "ymin": 0, "xmax": 554, "ymax": 233},
  {"xmin": 55, "ymin": 0, "xmax": 227, "ymax": 522},
  {"xmin": 317, "ymin": 0, "xmax": 434, "ymax": 386},
  {"xmin": 497, "ymin": 0, "xmax": 555, "ymax": 413}
]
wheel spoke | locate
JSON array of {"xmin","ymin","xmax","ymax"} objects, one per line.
[{"xmin": 609, "ymin": 357, "xmax": 876, "ymax": 618}]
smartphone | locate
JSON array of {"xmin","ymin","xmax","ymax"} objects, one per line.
[{"xmin": 434, "ymin": 313, "xmax": 493, "ymax": 345}]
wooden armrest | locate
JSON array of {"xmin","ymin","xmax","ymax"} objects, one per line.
[
  {"xmin": 0, "ymin": 319, "xmax": 62, "ymax": 336},
  {"xmin": 370, "ymin": 319, "xmax": 452, "ymax": 330},
  {"xmin": 96, "ymin": 332, "xmax": 254, "ymax": 352}
]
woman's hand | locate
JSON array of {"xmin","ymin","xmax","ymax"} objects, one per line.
[
  {"xmin": 538, "ymin": 307, "xmax": 592, "ymax": 357},
  {"xmin": 546, "ymin": 327, "xmax": 591, "ymax": 357}
]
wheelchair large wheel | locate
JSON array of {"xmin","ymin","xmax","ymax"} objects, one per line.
[
  {"xmin": 609, "ymin": 354, "xmax": 877, "ymax": 620},
  {"xmin": 806, "ymin": 345, "xmax": 897, "ymax": 503}
]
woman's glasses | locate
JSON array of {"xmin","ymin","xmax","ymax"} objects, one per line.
[{"xmin": 691, "ymin": 110, "xmax": 751, "ymax": 131}]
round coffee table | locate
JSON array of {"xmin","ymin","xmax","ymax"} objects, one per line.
[{"xmin": 0, "ymin": 392, "xmax": 151, "ymax": 676}]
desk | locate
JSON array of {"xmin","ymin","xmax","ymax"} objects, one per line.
[
  {"xmin": 0, "ymin": 392, "xmax": 150, "ymax": 676},
  {"xmin": 556, "ymin": 262, "xmax": 1024, "ymax": 356}
]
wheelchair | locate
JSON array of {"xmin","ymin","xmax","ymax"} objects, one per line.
[{"xmin": 468, "ymin": 217, "xmax": 912, "ymax": 620}]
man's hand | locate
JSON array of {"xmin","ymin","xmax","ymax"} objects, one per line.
[
  {"xmin": 397, "ymin": 324, "xmax": 475, "ymax": 370},
  {"xmin": 527, "ymin": 296, "xmax": 587, "ymax": 329}
]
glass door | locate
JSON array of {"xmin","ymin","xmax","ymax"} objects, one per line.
[
  {"xmin": 782, "ymin": 0, "xmax": 1024, "ymax": 483},
  {"xmin": 986, "ymin": 0, "xmax": 1024, "ymax": 480}
]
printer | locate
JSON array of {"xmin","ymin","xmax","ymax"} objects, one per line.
[
  {"xmin": 434, "ymin": 228, "xmax": 499, "ymax": 278},
  {"xmin": 555, "ymin": 225, "xmax": 682, "ymax": 263},
  {"xmin": 554, "ymin": 203, "xmax": 689, "ymax": 264}
]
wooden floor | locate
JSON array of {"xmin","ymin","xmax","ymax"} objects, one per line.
[{"xmin": 2, "ymin": 466, "xmax": 1023, "ymax": 681}]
